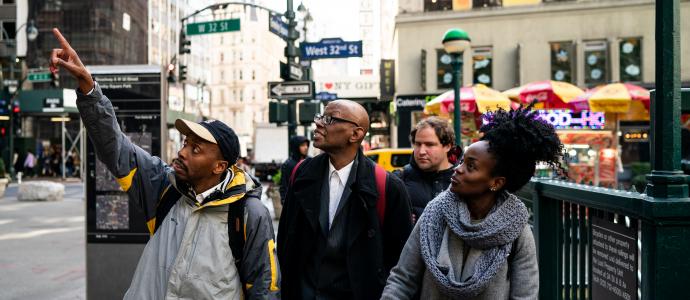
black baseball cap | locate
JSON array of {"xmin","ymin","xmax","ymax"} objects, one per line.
[{"xmin": 175, "ymin": 119, "xmax": 240, "ymax": 165}]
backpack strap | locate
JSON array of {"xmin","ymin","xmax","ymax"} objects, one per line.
[
  {"xmin": 289, "ymin": 159, "xmax": 305, "ymax": 185},
  {"xmin": 227, "ymin": 197, "xmax": 248, "ymax": 292},
  {"xmin": 374, "ymin": 164, "xmax": 387, "ymax": 227}
]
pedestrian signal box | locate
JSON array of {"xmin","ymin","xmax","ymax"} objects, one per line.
[{"xmin": 84, "ymin": 65, "xmax": 166, "ymax": 299}]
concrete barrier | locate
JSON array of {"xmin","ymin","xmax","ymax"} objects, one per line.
[{"xmin": 18, "ymin": 181, "xmax": 65, "ymax": 201}]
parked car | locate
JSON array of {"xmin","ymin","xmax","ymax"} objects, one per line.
[{"xmin": 364, "ymin": 148, "xmax": 413, "ymax": 172}]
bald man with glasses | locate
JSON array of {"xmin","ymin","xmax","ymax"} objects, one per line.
[{"xmin": 277, "ymin": 100, "xmax": 413, "ymax": 300}]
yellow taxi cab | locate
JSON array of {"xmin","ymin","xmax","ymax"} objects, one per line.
[{"xmin": 364, "ymin": 148, "xmax": 413, "ymax": 172}]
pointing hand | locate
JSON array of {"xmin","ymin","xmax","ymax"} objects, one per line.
[{"xmin": 50, "ymin": 28, "xmax": 94, "ymax": 93}]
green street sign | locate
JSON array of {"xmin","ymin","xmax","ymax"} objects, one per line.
[
  {"xmin": 27, "ymin": 72, "xmax": 52, "ymax": 82},
  {"xmin": 187, "ymin": 19, "xmax": 240, "ymax": 35}
]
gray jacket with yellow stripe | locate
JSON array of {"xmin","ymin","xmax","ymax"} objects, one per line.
[{"xmin": 78, "ymin": 83, "xmax": 280, "ymax": 299}]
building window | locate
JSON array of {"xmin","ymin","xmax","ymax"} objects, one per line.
[
  {"xmin": 240, "ymin": 90, "xmax": 244, "ymax": 102},
  {"xmin": 1, "ymin": 21, "xmax": 16, "ymax": 40},
  {"xmin": 252, "ymin": 70, "xmax": 255, "ymax": 80},
  {"xmin": 220, "ymin": 89, "xmax": 226, "ymax": 105},
  {"xmin": 424, "ymin": 0, "xmax": 452, "ymax": 11},
  {"xmin": 239, "ymin": 70, "xmax": 243, "ymax": 80},
  {"xmin": 583, "ymin": 40, "xmax": 608, "ymax": 87},
  {"xmin": 620, "ymin": 37, "xmax": 642, "ymax": 82},
  {"xmin": 436, "ymin": 49, "xmax": 457, "ymax": 89},
  {"xmin": 220, "ymin": 53, "xmax": 224, "ymax": 62},
  {"xmin": 473, "ymin": 0, "xmax": 502, "ymax": 8},
  {"xmin": 550, "ymin": 41, "xmax": 575, "ymax": 83},
  {"xmin": 472, "ymin": 47, "xmax": 493, "ymax": 87},
  {"xmin": 220, "ymin": 71, "xmax": 224, "ymax": 82}
]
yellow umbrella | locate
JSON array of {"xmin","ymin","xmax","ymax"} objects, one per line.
[{"xmin": 424, "ymin": 84, "xmax": 513, "ymax": 117}]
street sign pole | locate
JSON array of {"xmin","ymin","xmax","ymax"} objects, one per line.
[{"xmin": 285, "ymin": 0, "xmax": 299, "ymax": 139}]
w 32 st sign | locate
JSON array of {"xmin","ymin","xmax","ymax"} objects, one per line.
[{"xmin": 300, "ymin": 38, "xmax": 363, "ymax": 60}]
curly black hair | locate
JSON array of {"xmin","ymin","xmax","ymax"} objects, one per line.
[{"xmin": 479, "ymin": 104, "xmax": 564, "ymax": 192}]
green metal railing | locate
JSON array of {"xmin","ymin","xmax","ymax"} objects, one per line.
[{"xmin": 515, "ymin": 1, "xmax": 690, "ymax": 299}]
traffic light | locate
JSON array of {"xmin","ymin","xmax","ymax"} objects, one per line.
[
  {"xmin": 167, "ymin": 63, "xmax": 176, "ymax": 83},
  {"xmin": 179, "ymin": 65, "xmax": 188, "ymax": 82},
  {"xmin": 51, "ymin": 72, "xmax": 60, "ymax": 88},
  {"xmin": 179, "ymin": 32, "xmax": 191, "ymax": 55},
  {"xmin": 11, "ymin": 100, "xmax": 20, "ymax": 135}
]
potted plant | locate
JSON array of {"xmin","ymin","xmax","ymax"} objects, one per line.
[{"xmin": 0, "ymin": 159, "xmax": 8, "ymax": 198}]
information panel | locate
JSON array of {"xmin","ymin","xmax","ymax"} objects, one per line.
[
  {"xmin": 591, "ymin": 214, "xmax": 639, "ymax": 300},
  {"xmin": 86, "ymin": 66, "xmax": 163, "ymax": 244}
]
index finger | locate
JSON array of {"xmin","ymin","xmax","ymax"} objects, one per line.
[{"xmin": 52, "ymin": 28, "xmax": 71, "ymax": 49}]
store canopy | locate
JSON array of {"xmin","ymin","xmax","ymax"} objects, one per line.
[
  {"xmin": 519, "ymin": 80, "xmax": 586, "ymax": 111},
  {"xmin": 424, "ymin": 84, "xmax": 513, "ymax": 117}
]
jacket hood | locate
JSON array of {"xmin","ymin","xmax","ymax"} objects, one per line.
[{"xmin": 289, "ymin": 136, "xmax": 310, "ymax": 160}]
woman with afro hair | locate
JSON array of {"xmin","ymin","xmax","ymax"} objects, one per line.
[{"xmin": 381, "ymin": 105, "xmax": 563, "ymax": 300}]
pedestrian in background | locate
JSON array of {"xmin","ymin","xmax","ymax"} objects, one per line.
[
  {"xmin": 279, "ymin": 135, "xmax": 310, "ymax": 204},
  {"xmin": 394, "ymin": 117, "xmax": 457, "ymax": 224},
  {"xmin": 23, "ymin": 149, "xmax": 36, "ymax": 177},
  {"xmin": 278, "ymin": 100, "xmax": 413, "ymax": 300},
  {"xmin": 382, "ymin": 105, "xmax": 562, "ymax": 299},
  {"xmin": 50, "ymin": 28, "xmax": 279, "ymax": 299}
]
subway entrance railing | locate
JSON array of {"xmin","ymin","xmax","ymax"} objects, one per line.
[
  {"xmin": 515, "ymin": 87, "xmax": 690, "ymax": 300},
  {"xmin": 514, "ymin": 1, "xmax": 689, "ymax": 298}
]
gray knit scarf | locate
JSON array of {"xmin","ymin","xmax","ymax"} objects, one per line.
[{"xmin": 419, "ymin": 189, "xmax": 529, "ymax": 298}]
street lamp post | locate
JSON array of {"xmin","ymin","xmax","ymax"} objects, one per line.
[
  {"xmin": 442, "ymin": 28, "xmax": 470, "ymax": 147},
  {"xmin": 2, "ymin": 20, "xmax": 39, "ymax": 180}
]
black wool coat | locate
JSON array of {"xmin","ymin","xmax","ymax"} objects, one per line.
[{"xmin": 277, "ymin": 150, "xmax": 413, "ymax": 300}]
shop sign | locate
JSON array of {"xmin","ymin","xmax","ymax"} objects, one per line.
[
  {"xmin": 622, "ymin": 128, "xmax": 649, "ymax": 142},
  {"xmin": 537, "ymin": 110, "xmax": 605, "ymax": 129},
  {"xmin": 380, "ymin": 59, "xmax": 395, "ymax": 101},
  {"xmin": 315, "ymin": 76, "xmax": 379, "ymax": 98},
  {"xmin": 43, "ymin": 97, "xmax": 63, "ymax": 112},
  {"xmin": 394, "ymin": 94, "xmax": 437, "ymax": 109}
]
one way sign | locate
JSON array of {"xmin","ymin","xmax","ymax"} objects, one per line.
[{"xmin": 268, "ymin": 81, "xmax": 315, "ymax": 100}]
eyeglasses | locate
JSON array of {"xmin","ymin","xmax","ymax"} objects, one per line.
[{"xmin": 314, "ymin": 113, "xmax": 360, "ymax": 127}]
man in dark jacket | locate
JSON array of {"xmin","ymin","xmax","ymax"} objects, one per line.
[
  {"xmin": 277, "ymin": 100, "xmax": 413, "ymax": 300},
  {"xmin": 394, "ymin": 117, "xmax": 457, "ymax": 223},
  {"xmin": 279, "ymin": 135, "xmax": 310, "ymax": 203}
]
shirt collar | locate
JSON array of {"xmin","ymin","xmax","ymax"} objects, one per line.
[
  {"xmin": 195, "ymin": 169, "xmax": 234, "ymax": 203},
  {"xmin": 328, "ymin": 158, "xmax": 355, "ymax": 184}
]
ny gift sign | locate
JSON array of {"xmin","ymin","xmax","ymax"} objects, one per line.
[{"xmin": 315, "ymin": 76, "xmax": 379, "ymax": 99}]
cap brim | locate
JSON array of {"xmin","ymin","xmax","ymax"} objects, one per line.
[{"xmin": 175, "ymin": 119, "xmax": 217, "ymax": 144}]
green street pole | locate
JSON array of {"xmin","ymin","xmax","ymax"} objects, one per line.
[
  {"xmin": 451, "ymin": 54, "xmax": 462, "ymax": 147},
  {"xmin": 641, "ymin": 1, "xmax": 690, "ymax": 299},
  {"xmin": 442, "ymin": 28, "xmax": 470, "ymax": 147},
  {"xmin": 285, "ymin": 0, "xmax": 298, "ymax": 139}
]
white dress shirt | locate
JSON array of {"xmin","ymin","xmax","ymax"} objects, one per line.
[{"xmin": 328, "ymin": 159, "xmax": 354, "ymax": 228}]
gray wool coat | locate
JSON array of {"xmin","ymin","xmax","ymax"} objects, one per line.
[{"xmin": 381, "ymin": 220, "xmax": 539, "ymax": 300}]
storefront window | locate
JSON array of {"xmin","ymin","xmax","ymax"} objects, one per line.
[
  {"xmin": 436, "ymin": 49, "xmax": 458, "ymax": 89},
  {"xmin": 424, "ymin": 0, "xmax": 453, "ymax": 11},
  {"xmin": 584, "ymin": 40, "xmax": 608, "ymax": 87},
  {"xmin": 473, "ymin": 47, "xmax": 493, "ymax": 87},
  {"xmin": 550, "ymin": 41, "xmax": 575, "ymax": 83},
  {"xmin": 620, "ymin": 37, "xmax": 642, "ymax": 82}
]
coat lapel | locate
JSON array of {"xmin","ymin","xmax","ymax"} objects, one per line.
[{"xmin": 292, "ymin": 155, "xmax": 329, "ymax": 235}]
